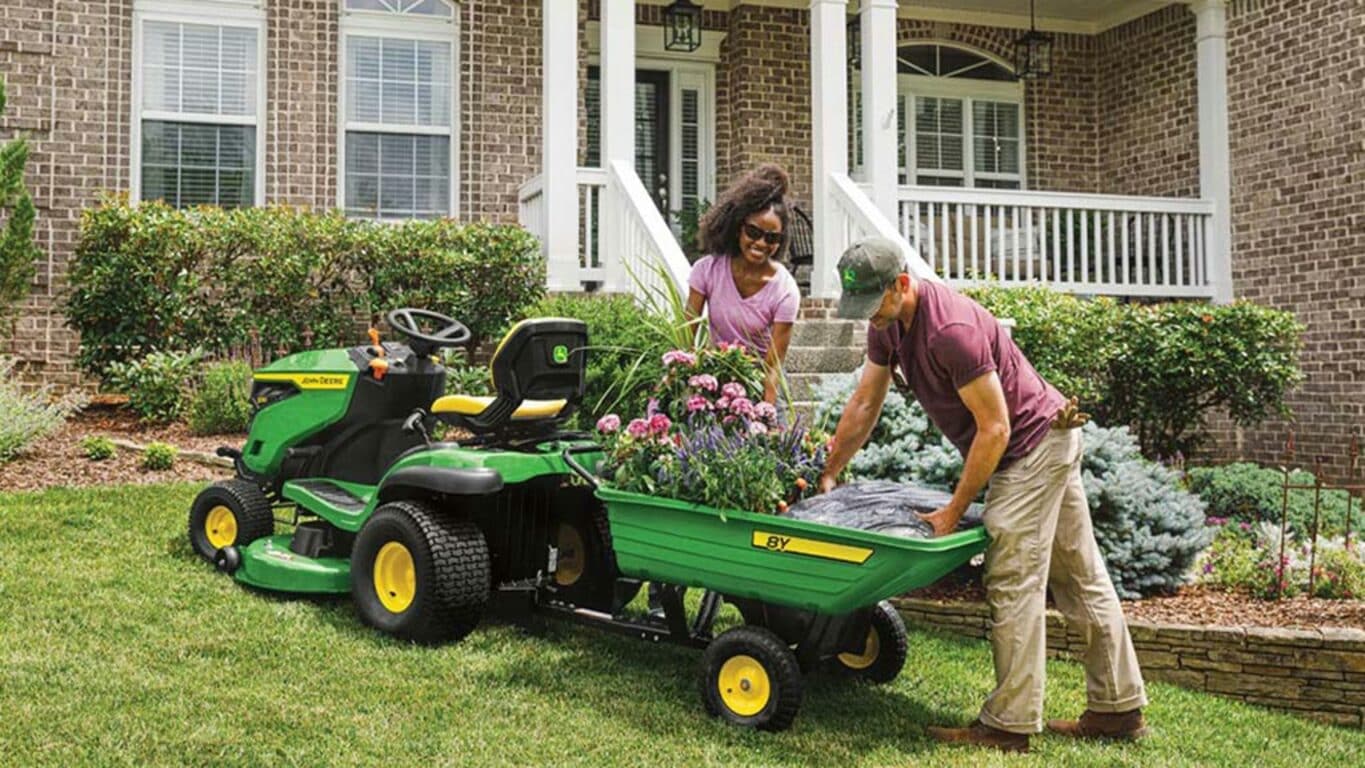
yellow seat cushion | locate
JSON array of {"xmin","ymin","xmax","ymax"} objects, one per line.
[{"xmin": 431, "ymin": 395, "xmax": 567, "ymax": 421}]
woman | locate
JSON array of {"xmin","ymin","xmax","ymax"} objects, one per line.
[{"xmin": 687, "ymin": 164, "xmax": 802, "ymax": 405}]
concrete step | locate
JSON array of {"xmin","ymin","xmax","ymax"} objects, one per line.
[
  {"xmin": 782, "ymin": 371, "xmax": 855, "ymax": 401},
  {"xmin": 783, "ymin": 345, "xmax": 866, "ymax": 374},
  {"xmin": 790, "ymin": 319, "xmax": 866, "ymax": 348}
]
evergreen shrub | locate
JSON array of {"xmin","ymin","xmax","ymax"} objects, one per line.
[
  {"xmin": 104, "ymin": 350, "xmax": 202, "ymax": 424},
  {"xmin": 1186, "ymin": 462, "xmax": 1354, "ymax": 538},
  {"xmin": 140, "ymin": 442, "xmax": 177, "ymax": 471},
  {"xmin": 187, "ymin": 361, "xmax": 253, "ymax": 435}
]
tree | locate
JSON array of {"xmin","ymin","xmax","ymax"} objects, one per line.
[{"xmin": 0, "ymin": 77, "xmax": 41, "ymax": 331}]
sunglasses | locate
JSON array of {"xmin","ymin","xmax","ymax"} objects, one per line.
[{"xmin": 741, "ymin": 222, "xmax": 784, "ymax": 246}]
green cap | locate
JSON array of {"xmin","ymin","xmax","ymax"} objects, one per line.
[{"xmin": 836, "ymin": 237, "xmax": 907, "ymax": 319}]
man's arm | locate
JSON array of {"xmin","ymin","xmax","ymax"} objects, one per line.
[
  {"xmin": 818, "ymin": 362, "xmax": 892, "ymax": 492},
  {"xmin": 917, "ymin": 371, "xmax": 1011, "ymax": 536}
]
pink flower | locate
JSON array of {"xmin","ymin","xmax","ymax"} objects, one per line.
[
  {"xmin": 596, "ymin": 414, "xmax": 621, "ymax": 434},
  {"xmin": 688, "ymin": 374, "xmax": 719, "ymax": 392},
  {"xmin": 754, "ymin": 402, "xmax": 778, "ymax": 422},
  {"xmin": 626, "ymin": 418, "xmax": 650, "ymax": 438},
  {"xmin": 721, "ymin": 381, "xmax": 746, "ymax": 399},
  {"xmin": 661, "ymin": 350, "xmax": 698, "ymax": 367},
  {"xmin": 716, "ymin": 396, "xmax": 731, "ymax": 410},
  {"xmin": 748, "ymin": 421, "xmax": 769, "ymax": 436},
  {"xmin": 686, "ymin": 395, "xmax": 712, "ymax": 413},
  {"xmin": 648, "ymin": 413, "xmax": 672, "ymax": 435},
  {"xmin": 729, "ymin": 396, "xmax": 755, "ymax": 418}
]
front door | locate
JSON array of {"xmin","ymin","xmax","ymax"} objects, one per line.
[{"xmin": 586, "ymin": 67, "xmax": 672, "ymax": 216}]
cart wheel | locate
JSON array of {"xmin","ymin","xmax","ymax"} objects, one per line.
[
  {"xmin": 351, "ymin": 500, "xmax": 489, "ymax": 645},
  {"xmin": 832, "ymin": 601, "xmax": 908, "ymax": 684},
  {"xmin": 550, "ymin": 500, "xmax": 619, "ymax": 611},
  {"xmin": 188, "ymin": 479, "xmax": 274, "ymax": 563},
  {"xmin": 701, "ymin": 626, "xmax": 803, "ymax": 731}
]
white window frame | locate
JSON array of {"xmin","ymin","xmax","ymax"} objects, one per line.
[
  {"xmin": 902, "ymin": 74, "xmax": 1027, "ymax": 189},
  {"xmin": 130, "ymin": 0, "xmax": 268, "ymax": 206},
  {"xmin": 338, "ymin": 0, "xmax": 461, "ymax": 220}
]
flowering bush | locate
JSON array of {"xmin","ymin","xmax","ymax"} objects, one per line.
[
  {"xmin": 1196, "ymin": 520, "xmax": 1365, "ymax": 600},
  {"xmin": 595, "ymin": 346, "xmax": 827, "ymax": 516}
]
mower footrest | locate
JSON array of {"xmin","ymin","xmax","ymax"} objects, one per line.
[{"xmin": 290, "ymin": 480, "xmax": 365, "ymax": 512}]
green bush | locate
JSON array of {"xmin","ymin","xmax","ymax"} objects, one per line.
[
  {"xmin": 0, "ymin": 78, "xmax": 42, "ymax": 326},
  {"xmin": 65, "ymin": 200, "xmax": 543, "ymax": 375},
  {"xmin": 80, "ymin": 435, "xmax": 116, "ymax": 461},
  {"xmin": 1195, "ymin": 525, "xmax": 1263, "ymax": 593},
  {"xmin": 1186, "ymin": 462, "xmax": 1355, "ymax": 538},
  {"xmin": 140, "ymin": 442, "xmax": 177, "ymax": 471},
  {"xmin": 187, "ymin": 361, "xmax": 253, "ymax": 435},
  {"xmin": 441, "ymin": 348, "xmax": 492, "ymax": 398},
  {"xmin": 1310, "ymin": 547, "xmax": 1365, "ymax": 600},
  {"xmin": 104, "ymin": 350, "xmax": 202, "ymax": 424},
  {"xmin": 0, "ymin": 356, "xmax": 84, "ymax": 463}
]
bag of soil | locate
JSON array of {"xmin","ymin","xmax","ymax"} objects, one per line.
[{"xmin": 785, "ymin": 480, "xmax": 984, "ymax": 539}]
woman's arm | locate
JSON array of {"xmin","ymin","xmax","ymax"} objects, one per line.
[
  {"xmin": 685, "ymin": 288, "xmax": 706, "ymax": 321},
  {"xmin": 763, "ymin": 322, "xmax": 794, "ymax": 404}
]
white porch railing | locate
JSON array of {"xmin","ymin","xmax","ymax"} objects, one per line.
[
  {"xmin": 830, "ymin": 172, "xmax": 937, "ymax": 282},
  {"xmin": 898, "ymin": 186, "xmax": 1217, "ymax": 298},
  {"xmin": 517, "ymin": 167, "xmax": 612, "ymax": 288},
  {"xmin": 604, "ymin": 159, "xmax": 690, "ymax": 299}
]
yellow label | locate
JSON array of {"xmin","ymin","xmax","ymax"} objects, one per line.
[
  {"xmin": 751, "ymin": 531, "xmax": 873, "ymax": 564},
  {"xmin": 253, "ymin": 372, "xmax": 351, "ymax": 391}
]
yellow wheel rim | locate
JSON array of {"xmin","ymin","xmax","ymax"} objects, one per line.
[
  {"xmin": 205, "ymin": 505, "xmax": 238, "ymax": 550},
  {"xmin": 837, "ymin": 627, "xmax": 881, "ymax": 670},
  {"xmin": 373, "ymin": 541, "xmax": 416, "ymax": 614},
  {"xmin": 555, "ymin": 524, "xmax": 585, "ymax": 587},
  {"xmin": 717, "ymin": 655, "xmax": 771, "ymax": 717}
]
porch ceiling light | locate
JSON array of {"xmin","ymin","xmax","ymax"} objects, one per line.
[
  {"xmin": 1014, "ymin": 0, "xmax": 1053, "ymax": 80},
  {"xmin": 664, "ymin": 0, "xmax": 703, "ymax": 53}
]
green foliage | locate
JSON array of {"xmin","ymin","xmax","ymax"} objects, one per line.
[
  {"xmin": 140, "ymin": 442, "xmax": 177, "ymax": 471},
  {"xmin": 104, "ymin": 349, "xmax": 202, "ymax": 424},
  {"xmin": 672, "ymin": 198, "xmax": 712, "ymax": 263},
  {"xmin": 0, "ymin": 357, "xmax": 83, "ymax": 463},
  {"xmin": 440, "ymin": 348, "xmax": 492, "ymax": 398},
  {"xmin": 0, "ymin": 78, "xmax": 41, "ymax": 325},
  {"xmin": 80, "ymin": 435, "xmax": 116, "ymax": 461},
  {"xmin": 1106, "ymin": 301, "xmax": 1303, "ymax": 458},
  {"xmin": 187, "ymin": 361, "xmax": 253, "ymax": 435},
  {"xmin": 1310, "ymin": 548, "xmax": 1365, "ymax": 600},
  {"xmin": 65, "ymin": 200, "xmax": 543, "ymax": 375},
  {"xmin": 1195, "ymin": 526, "xmax": 1264, "ymax": 593},
  {"xmin": 1186, "ymin": 462, "xmax": 1355, "ymax": 538}
]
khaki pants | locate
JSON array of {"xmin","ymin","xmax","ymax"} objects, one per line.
[{"xmin": 977, "ymin": 427, "xmax": 1147, "ymax": 734}]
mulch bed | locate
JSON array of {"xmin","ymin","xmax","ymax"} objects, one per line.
[{"xmin": 907, "ymin": 578, "xmax": 1365, "ymax": 631}]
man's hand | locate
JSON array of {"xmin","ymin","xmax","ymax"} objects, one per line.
[
  {"xmin": 817, "ymin": 473, "xmax": 838, "ymax": 494},
  {"xmin": 916, "ymin": 505, "xmax": 964, "ymax": 538}
]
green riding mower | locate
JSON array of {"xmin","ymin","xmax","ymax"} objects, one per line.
[{"xmin": 189, "ymin": 309, "xmax": 989, "ymax": 731}]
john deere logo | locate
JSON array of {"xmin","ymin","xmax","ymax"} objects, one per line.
[
  {"xmin": 841, "ymin": 267, "xmax": 858, "ymax": 290},
  {"xmin": 552, "ymin": 345, "xmax": 569, "ymax": 364}
]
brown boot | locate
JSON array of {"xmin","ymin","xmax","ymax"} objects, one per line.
[
  {"xmin": 926, "ymin": 720, "xmax": 1029, "ymax": 754},
  {"xmin": 1047, "ymin": 709, "xmax": 1149, "ymax": 741}
]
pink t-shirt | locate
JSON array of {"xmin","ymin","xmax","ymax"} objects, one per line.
[{"xmin": 688, "ymin": 254, "xmax": 801, "ymax": 358}]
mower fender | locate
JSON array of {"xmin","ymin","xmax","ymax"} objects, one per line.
[{"xmin": 376, "ymin": 466, "xmax": 504, "ymax": 503}]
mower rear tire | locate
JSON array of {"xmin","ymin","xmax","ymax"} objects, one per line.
[
  {"xmin": 188, "ymin": 480, "xmax": 274, "ymax": 564},
  {"xmin": 701, "ymin": 626, "xmax": 803, "ymax": 731},
  {"xmin": 830, "ymin": 600, "xmax": 908, "ymax": 684},
  {"xmin": 351, "ymin": 500, "xmax": 489, "ymax": 645},
  {"xmin": 550, "ymin": 501, "xmax": 619, "ymax": 612}
]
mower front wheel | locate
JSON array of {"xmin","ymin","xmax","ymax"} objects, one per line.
[
  {"xmin": 351, "ymin": 500, "xmax": 490, "ymax": 645},
  {"xmin": 188, "ymin": 479, "xmax": 274, "ymax": 564},
  {"xmin": 700, "ymin": 626, "xmax": 803, "ymax": 731}
]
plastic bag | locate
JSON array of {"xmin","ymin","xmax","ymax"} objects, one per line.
[{"xmin": 785, "ymin": 480, "xmax": 984, "ymax": 539}]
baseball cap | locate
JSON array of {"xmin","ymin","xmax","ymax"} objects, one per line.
[{"xmin": 835, "ymin": 237, "xmax": 908, "ymax": 319}]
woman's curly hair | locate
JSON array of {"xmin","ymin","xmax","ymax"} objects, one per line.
[{"xmin": 698, "ymin": 164, "xmax": 792, "ymax": 261}]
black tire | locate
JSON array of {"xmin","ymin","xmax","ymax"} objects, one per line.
[
  {"xmin": 700, "ymin": 626, "xmax": 803, "ymax": 732},
  {"xmin": 188, "ymin": 479, "xmax": 274, "ymax": 563},
  {"xmin": 830, "ymin": 601, "xmax": 908, "ymax": 684},
  {"xmin": 550, "ymin": 501, "xmax": 619, "ymax": 611},
  {"xmin": 351, "ymin": 500, "xmax": 490, "ymax": 645}
]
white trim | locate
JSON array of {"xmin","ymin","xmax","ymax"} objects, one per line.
[
  {"xmin": 130, "ymin": 2, "xmax": 267, "ymax": 206},
  {"xmin": 585, "ymin": 20, "xmax": 727, "ymax": 64},
  {"xmin": 337, "ymin": 1, "xmax": 461, "ymax": 219}
]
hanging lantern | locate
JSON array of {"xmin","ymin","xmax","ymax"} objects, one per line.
[
  {"xmin": 664, "ymin": 0, "xmax": 703, "ymax": 53},
  {"xmin": 1014, "ymin": 0, "xmax": 1053, "ymax": 79}
]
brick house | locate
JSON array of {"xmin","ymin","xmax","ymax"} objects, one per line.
[{"xmin": 1, "ymin": 0, "xmax": 1360, "ymax": 474}]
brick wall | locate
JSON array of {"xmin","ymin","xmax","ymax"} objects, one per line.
[
  {"xmin": 898, "ymin": 598, "xmax": 1365, "ymax": 728},
  {"xmin": 266, "ymin": 0, "xmax": 338, "ymax": 209}
]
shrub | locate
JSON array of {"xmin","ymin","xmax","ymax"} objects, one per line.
[
  {"xmin": 1106, "ymin": 301, "xmax": 1302, "ymax": 458},
  {"xmin": 187, "ymin": 361, "xmax": 253, "ymax": 435},
  {"xmin": 441, "ymin": 348, "xmax": 492, "ymax": 398},
  {"xmin": 0, "ymin": 357, "xmax": 84, "ymax": 463},
  {"xmin": 80, "ymin": 435, "xmax": 116, "ymax": 461},
  {"xmin": 1310, "ymin": 547, "xmax": 1365, "ymax": 600},
  {"xmin": 104, "ymin": 350, "xmax": 202, "ymax": 424},
  {"xmin": 0, "ymin": 78, "xmax": 42, "ymax": 326},
  {"xmin": 140, "ymin": 442, "xmax": 177, "ymax": 471},
  {"xmin": 1195, "ymin": 525, "xmax": 1263, "ymax": 593},
  {"xmin": 1186, "ymin": 462, "xmax": 1354, "ymax": 538}
]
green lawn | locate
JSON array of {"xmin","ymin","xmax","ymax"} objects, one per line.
[{"xmin": 2, "ymin": 484, "xmax": 1362, "ymax": 767}]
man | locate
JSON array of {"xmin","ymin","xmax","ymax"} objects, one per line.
[{"xmin": 817, "ymin": 238, "xmax": 1148, "ymax": 754}]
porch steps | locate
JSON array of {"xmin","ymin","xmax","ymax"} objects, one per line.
[{"xmin": 784, "ymin": 305, "xmax": 867, "ymax": 419}]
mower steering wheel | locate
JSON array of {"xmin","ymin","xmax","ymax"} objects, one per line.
[{"xmin": 385, "ymin": 308, "xmax": 472, "ymax": 355}]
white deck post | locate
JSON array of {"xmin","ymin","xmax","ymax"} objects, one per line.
[
  {"xmin": 861, "ymin": 0, "xmax": 898, "ymax": 223},
  {"xmin": 1194, "ymin": 0, "xmax": 1234, "ymax": 303},
  {"xmin": 601, "ymin": 0, "xmax": 636, "ymax": 292},
  {"xmin": 543, "ymin": 0, "xmax": 579, "ymax": 291},
  {"xmin": 810, "ymin": 0, "xmax": 848, "ymax": 299}
]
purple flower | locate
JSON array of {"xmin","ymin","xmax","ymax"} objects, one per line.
[
  {"xmin": 688, "ymin": 374, "xmax": 719, "ymax": 392},
  {"xmin": 648, "ymin": 413, "xmax": 672, "ymax": 435},
  {"xmin": 626, "ymin": 418, "xmax": 650, "ymax": 439},
  {"xmin": 754, "ymin": 401, "xmax": 778, "ymax": 422},
  {"xmin": 686, "ymin": 395, "xmax": 712, "ymax": 413},
  {"xmin": 662, "ymin": 350, "xmax": 698, "ymax": 367},
  {"xmin": 721, "ymin": 381, "xmax": 746, "ymax": 399},
  {"xmin": 596, "ymin": 414, "xmax": 621, "ymax": 434}
]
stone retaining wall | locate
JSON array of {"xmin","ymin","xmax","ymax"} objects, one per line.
[{"xmin": 895, "ymin": 598, "xmax": 1365, "ymax": 728}]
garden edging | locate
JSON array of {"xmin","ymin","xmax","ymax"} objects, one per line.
[{"xmin": 894, "ymin": 597, "xmax": 1365, "ymax": 728}]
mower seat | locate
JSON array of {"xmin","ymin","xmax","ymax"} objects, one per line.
[{"xmin": 435, "ymin": 317, "xmax": 587, "ymax": 434}]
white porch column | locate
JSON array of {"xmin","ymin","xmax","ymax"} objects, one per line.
[
  {"xmin": 1194, "ymin": 0, "xmax": 1234, "ymax": 303},
  {"xmin": 543, "ymin": 0, "xmax": 579, "ymax": 290},
  {"xmin": 601, "ymin": 0, "xmax": 635, "ymax": 291},
  {"xmin": 860, "ymin": 0, "xmax": 898, "ymax": 223},
  {"xmin": 810, "ymin": 0, "xmax": 848, "ymax": 299}
]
